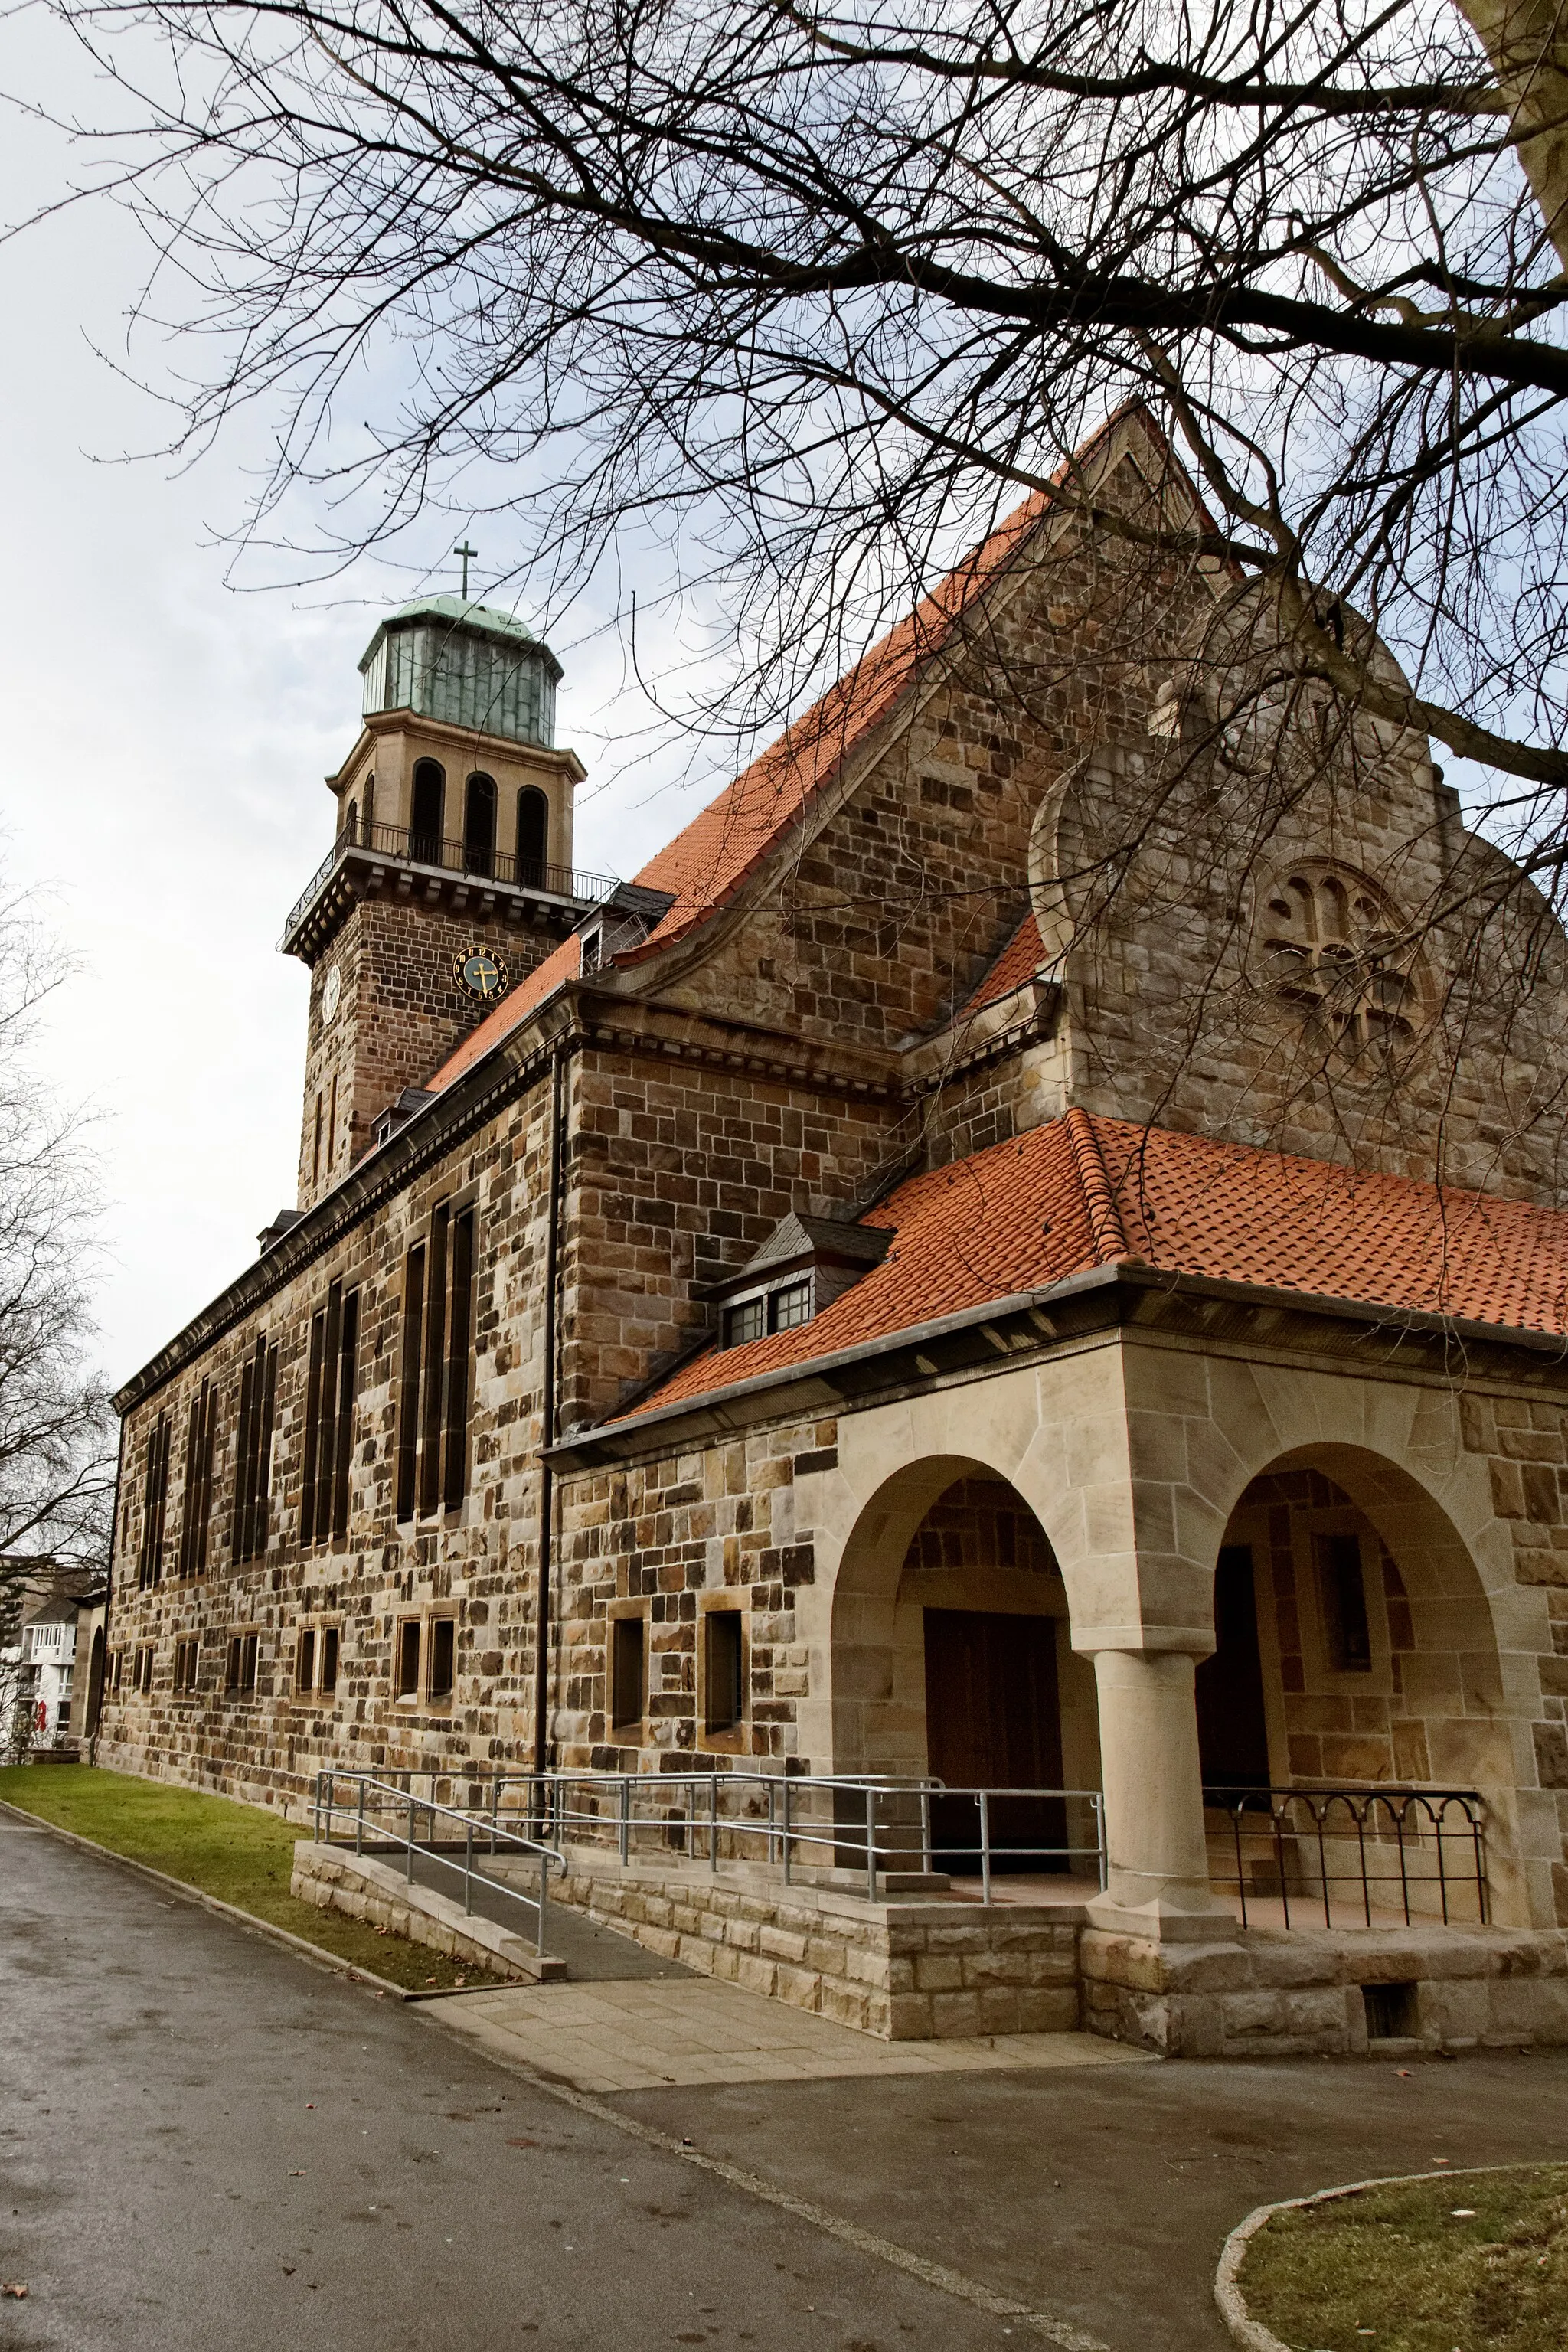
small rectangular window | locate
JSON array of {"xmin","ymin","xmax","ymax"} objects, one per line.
[
  {"xmin": 173, "ymin": 1636, "xmax": 199, "ymax": 1696},
  {"xmin": 704, "ymin": 1612, "xmax": 744, "ymax": 1734},
  {"xmin": 427, "ymin": 1616, "xmax": 456, "ymax": 1700},
  {"xmin": 610, "ymin": 1615, "xmax": 645, "ymax": 1730},
  {"xmin": 769, "ymin": 1281, "xmax": 812, "ymax": 1334},
  {"xmin": 240, "ymin": 1632, "xmax": 259, "ymax": 1693},
  {"xmin": 320, "ymin": 1625, "xmax": 340, "ymax": 1694},
  {"xmin": 296, "ymin": 1625, "xmax": 316, "ymax": 1694},
  {"xmin": 132, "ymin": 1645, "xmax": 155, "ymax": 1694},
  {"xmin": 396, "ymin": 1619, "xmax": 421, "ymax": 1698},
  {"xmin": 110, "ymin": 1648, "xmax": 123, "ymax": 1694},
  {"xmin": 1318, "ymin": 1533, "xmax": 1374, "ymax": 1672},
  {"xmin": 724, "ymin": 1296, "xmax": 765, "ymax": 1348}
]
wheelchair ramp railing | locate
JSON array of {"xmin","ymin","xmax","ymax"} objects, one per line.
[{"xmin": 313, "ymin": 1770, "xmax": 567, "ymax": 1957}]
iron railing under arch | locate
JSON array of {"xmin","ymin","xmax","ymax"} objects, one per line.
[{"xmin": 1206, "ymin": 1785, "xmax": 1488, "ymax": 1929}]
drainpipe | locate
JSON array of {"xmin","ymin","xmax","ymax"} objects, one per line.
[{"xmin": 533, "ymin": 1036, "xmax": 569, "ymax": 1781}]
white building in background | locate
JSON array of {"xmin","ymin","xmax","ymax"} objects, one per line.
[{"xmin": 15, "ymin": 1596, "xmax": 77, "ymax": 1746}]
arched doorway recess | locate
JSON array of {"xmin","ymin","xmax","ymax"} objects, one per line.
[
  {"xmin": 828, "ymin": 1459, "xmax": 1100, "ymax": 1874},
  {"xmin": 1198, "ymin": 1445, "xmax": 1517, "ymax": 1922}
]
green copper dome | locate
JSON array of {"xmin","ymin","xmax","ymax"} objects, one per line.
[{"xmin": 359, "ymin": 596, "xmax": 560, "ymax": 746}]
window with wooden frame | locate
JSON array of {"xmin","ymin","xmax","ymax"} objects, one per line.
[
  {"xmin": 178, "ymin": 1380, "xmax": 218, "ymax": 1579},
  {"xmin": 225, "ymin": 1631, "xmax": 260, "ymax": 1694},
  {"xmin": 426, "ymin": 1615, "xmax": 456, "ymax": 1702},
  {"xmin": 395, "ymin": 1202, "xmax": 477, "ymax": 1521},
  {"xmin": 704, "ymin": 1611, "xmax": 744, "ymax": 1736},
  {"xmin": 137, "ymin": 1413, "xmax": 172, "ymax": 1590},
  {"xmin": 610, "ymin": 1615, "xmax": 645, "ymax": 1731},
  {"xmin": 110, "ymin": 1648, "xmax": 124, "ymax": 1694},
  {"xmin": 320, "ymin": 1624, "xmax": 340, "ymax": 1694},
  {"xmin": 231, "ymin": 1335, "xmax": 279, "ymax": 1565},
  {"xmin": 301, "ymin": 1281, "xmax": 360, "ymax": 1546},
  {"xmin": 395, "ymin": 1618, "xmax": 422, "ymax": 1698},
  {"xmin": 172, "ymin": 1636, "xmax": 201, "ymax": 1695},
  {"xmin": 1316, "ymin": 1531, "xmax": 1374, "ymax": 1673},
  {"xmin": 132, "ymin": 1645, "xmax": 155, "ymax": 1694},
  {"xmin": 295, "ymin": 1625, "xmax": 316, "ymax": 1695}
]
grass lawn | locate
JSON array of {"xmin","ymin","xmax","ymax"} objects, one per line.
[
  {"xmin": 1240, "ymin": 2163, "xmax": 1568, "ymax": 2352},
  {"xmin": 0, "ymin": 1762, "xmax": 475, "ymax": 1992}
]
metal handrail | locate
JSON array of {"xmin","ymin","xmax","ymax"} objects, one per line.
[
  {"xmin": 281, "ymin": 821, "xmax": 619, "ymax": 943},
  {"xmin": 312, "ymin": 1769, "xmax": 567, "ymax": 1958},
  {"xmin": 1204, "ymin": 1784, "xmax": 1488, "ymax": 1930},
  {"xmin": 318, "ymin": 1766, "xmax": 1108, "ymax": 1908}
]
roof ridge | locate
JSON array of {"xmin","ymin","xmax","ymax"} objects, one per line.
[{"xmin": 1063, "ymin": 1108, "xmax": 1134, "ymax": 1265}]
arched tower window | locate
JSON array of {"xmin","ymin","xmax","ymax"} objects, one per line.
[
  {"xmin": 343, "ymin": 797, "xmax": 358, "ymax": 845},
  {"xmin": 517, "ymin": 786, "xmax": 549, "ymax": 884},
  {"xmin": 464, "ymin": 773, "xmax": 497, "ymax": 877},
  {"xmin": 411, "ymin": 760, "xmax": 446, "ymax": 863},
  {"xmin": 363, "ymin": 773, "xmax": 376, "ymax": 841}
]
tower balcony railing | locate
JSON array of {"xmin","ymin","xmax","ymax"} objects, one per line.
[{"xmin": 280, "ymin": 817, "xmax": 620, "ymax": 950}]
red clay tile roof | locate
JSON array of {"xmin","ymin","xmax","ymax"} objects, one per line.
[
  {"xmin": 959, "ymin": 910, "xmax": 1047, "ymax": 1015},
  {"xmin": 622, "ymin": 1113, "xmax": 1568, "ymax": 1419},
  {"xmin": 426, "ymin": 404, "xmax": 1195, "ymax": 1094},
  {"xmin": 427, "ymin": 497, "xmax": 1047, "ymax": 1093}
]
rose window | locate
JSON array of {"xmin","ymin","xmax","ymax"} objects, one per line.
[{"xmin": 1258, "ymin": 864, "xmax": 1424, "ymax": 1057}]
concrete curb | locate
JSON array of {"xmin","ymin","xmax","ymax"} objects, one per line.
[
  {"xmin": 0, "ymin": 1796, "xmax": 471, "ymax": 2004},
  {"xmin": 1213, "ymin": 2162, "xmax": 1548, "ymax": 2350}
]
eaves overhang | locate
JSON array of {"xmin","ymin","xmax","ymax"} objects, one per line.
[{"xmin": 547, "ymin": 1259, "xmax": 1568, "ymax": 1470}]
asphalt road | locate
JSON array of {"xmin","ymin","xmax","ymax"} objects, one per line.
[
  {"xmin": 6, "ymin": 1810, "xmax": 1568, "ymax": 2352},
  {"xmin": 0, "ymin": 1817, "xmax": 1014, "ymax": 2352}
]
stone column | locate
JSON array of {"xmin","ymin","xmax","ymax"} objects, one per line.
[{"xmin": 1083, "ymin": 1647, "xmax": 1233, "ymax": 1940}]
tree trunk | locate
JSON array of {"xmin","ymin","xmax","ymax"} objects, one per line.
[{"xmin": 1455, "ymin": 0, "xmax": 1568, "ymax": 271}]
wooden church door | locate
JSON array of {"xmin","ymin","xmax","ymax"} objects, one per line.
[{"xmin": 923, "ymin": 1609, "xmax": 1067, "ymax": 1870}]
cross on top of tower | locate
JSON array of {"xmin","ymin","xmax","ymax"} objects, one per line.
[{"xmin": 454, "ymin": 541, "xmax": 479, "ymax": 597}]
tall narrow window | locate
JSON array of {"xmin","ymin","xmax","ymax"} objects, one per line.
[
  {"xmin": 138, "ymin": 1413, "xmax": 172, "ymax": 1590},
  {"xmin": 396, "ymin": 1242, "xmax": 426, "ymax": 1522},
  {"xmin": 704, "ymin": 1612, "xmax": 743, "ymax": 1735},
  {"xmin": 443, "ymin": 1209, "xmax": 474, "ymax": 1510},
  {"xmin": 312, "ymin": 1092, "xmax": 323, "ymax": 1187},
  {"xmin": 178, "ymin": 1380, "xmax": 217, "ymax": 1579},
  {"xmin": 463, "ymin": 773, "xmax": 496, "ymax": 877},
  {"xmin": 1318, "ymin": 1533, "xmax": 1374, "ymax": 1672},
  {"xmin": 321, "ymin": 1625, "xmax": 340, "ymax": 1694},
  {"xmin": 301, "ymin": 1282, "xmax": 359, "ymax": 1546},
  {"xmin": 231, "ymin": 1334, "xmax": 279, "ymax": 1566},
  {"xmin": 343, "ymin": 796, "xmax": 358, "ymax": 844},
  {"xmin": 611, "ymin": 1616, "xmax": 645, "ymax": 1730},
  {"xmin": 428, "ymin": 1616, "xmax": 456, "ymax": 1700},
  {"xmin": 296, "ymin": 1626, "xmax": 316, "ymax": 1694},
  {"xmin": 397, "ymin": 1203, "xmax": 479, "ymax": 1521},
  {"xmin": 363, "ymin": 773, "xmax": 376, "ymax": 841},
  {"xmin": 411, "ymin": 760, "xmax": 445, "ymax": 863},
  {"xmin": 396, "ymin": 1619, "xmax": 421, "ymax": 1697},
  {"xmin": 328, "ymin": 1074, "xmax": 339, "ymax": 1168},
  {"xmin": 516, "ymin": 786, "xmax": 548, "ymax": 884}
]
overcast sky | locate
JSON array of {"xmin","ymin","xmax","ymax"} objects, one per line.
[{"xmin": 0, "ymin": 12, "xmax": 714, "ymax": 1390}]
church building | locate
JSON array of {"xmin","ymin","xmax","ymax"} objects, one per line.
[{"xmin": 97, "ymin": 412, "xmax": 1568, "ymax": 2054}]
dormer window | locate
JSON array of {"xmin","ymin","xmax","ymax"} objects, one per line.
[{"xmin": 710, "ymin": 1216, "xmax": 890, "ymax": 1349}]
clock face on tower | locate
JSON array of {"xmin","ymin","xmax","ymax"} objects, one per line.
[{"xmin": 456, "ymin": 947, "xmax": 510, "ymax": 1002}]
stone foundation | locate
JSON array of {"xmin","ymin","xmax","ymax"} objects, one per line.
[
  {"xmin": 1081, "ymin": 1923, "xmax": 1568, "ymax": 2056},
  {"xmin": 500, "ymin": 1847, "xmax": 1086, "ymax": 2040}
]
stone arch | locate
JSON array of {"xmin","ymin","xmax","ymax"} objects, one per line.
[
  {"xmin": 823, "ymin": 1453, "xmax": 1098, "ymax": 1798},
  {"xmin": 1207, "ymin": 1439, "xmax": 1524, "ymax": 1923}
]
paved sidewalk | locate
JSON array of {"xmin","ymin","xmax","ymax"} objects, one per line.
[{"xmin": 441, "ymin": 1976, "xmax": 1153, "ymax": 2092}]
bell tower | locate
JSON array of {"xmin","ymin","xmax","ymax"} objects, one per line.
[{"xmin": 279, "ymin": 596, "xmax": 607, "ymax": 1212}]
